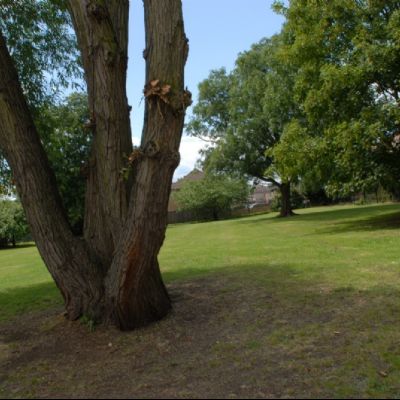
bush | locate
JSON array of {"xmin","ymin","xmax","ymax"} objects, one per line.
[
  {"xmin": 0, "ymin": 200, "xmax": 29, "ymax": 248},
  {"xmin": 174, "ymin": 174, "xmax": 250, "ymax": 221}
]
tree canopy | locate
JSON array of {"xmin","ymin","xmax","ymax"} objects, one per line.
[
  {"xmin": 37, "ymin": 93, "xmax": 91, "ymax": 233},
  {"xmin": 0, "ymin": 200, "xmax": 29, "ymax": 248},
  {"xmin": 0, "ymin": 0, "xmax": 81, "ymax": 107},
  {"xmin": 0, "ymin": 0, "xmax": 83, "ymax": 198},
  {"xmin": 274, "ymin": 0, "xmax": 400, "ymax": 198},
  {"xmin": 187, "ymin": 34, "xmax": 302, "ymax": 216}
]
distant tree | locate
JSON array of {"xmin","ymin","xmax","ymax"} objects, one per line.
[
  {"xmin": 0, "ymin": 157, "xmax": 11, "ymax": 196},
  {"xmin": 174, "ymin": 174, "xmax": 250, "ymax": 221},
  {"xmin": 187, "ymin": 68, "xmax": 231, "ymax": 144},
  {"xmin": 188, "ymin": 34, "xmax": 303, "ymax": 217},
  {"xmin": 0, "ymin": 200, "xmax": 29, "ymax": 248},
  {"xmin": 274, "ymin": 0, "xmax": 400, "ymax": 198}
]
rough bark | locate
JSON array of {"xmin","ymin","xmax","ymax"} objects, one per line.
[
  {"xmin": 68, "ymin": 0, "xmax": 133, "ymax": 267},
  {"xmin": 279, "ymin": 182, "xmax": 295, "ymax": 217},
  {"xmin": 105, "ymin": 0, "xmax": 191, "ymax": 330},
  {"xmin": 0, "ymin": 0, "xmax": 189, "ymax": 330},
  {"xmin": 0, "ymin": 31, "xmax": 104, "ymax": 320}
]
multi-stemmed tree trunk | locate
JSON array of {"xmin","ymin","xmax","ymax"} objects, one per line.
[{"xmin": 0, "ymin": 0, "xmax": 190, "ymax": 330}]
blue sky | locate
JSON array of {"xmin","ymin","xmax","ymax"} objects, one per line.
[{"xmin": 127, "ymin": 0, "xmax": 284, "ymax": 179}]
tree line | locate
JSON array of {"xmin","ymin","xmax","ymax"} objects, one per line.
[{"xmin": 187, "ymin": 0, "xmax": 400, "ymax": 217}]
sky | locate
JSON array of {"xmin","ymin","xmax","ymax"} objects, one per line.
[{"xmin": 126, "ymin": 0, "xmax": 284, "ymax": 180}]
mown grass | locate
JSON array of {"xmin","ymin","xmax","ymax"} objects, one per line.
[
  {"xmin": 0, "ymin": 244, "xmax": 61, "ymax": 321},
  {"xmin": 1, "ymin": 203, "xmax": 399, "ymax": 322},
  {"xmin": 160, "ymin": 203, "xmax": 400, "ymax": 398},
  {"xmin": 162, "ymin": 203, "xmax": 400, "ymax": 291},
  {"xmin": 1, "ymin": 203, "xmax": 400, "ymax": 398}
]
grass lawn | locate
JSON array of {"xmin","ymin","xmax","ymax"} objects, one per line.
[
  {"xmin": 0, "ymin": 245, "xmax": 61, "ymax": 321},
  {"xmin": 1, "ymin": 203, "xmax": 400, "ymax": 398}
]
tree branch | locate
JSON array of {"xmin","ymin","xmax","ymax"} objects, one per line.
[
  {"xmin": 67, "ymin": 0, "xmax": 133, "ymax": 265},
  {"xmin": 256, "ymin": 175, "xmax": 281, "ymax": 187},
  {"xmin": 0, "ymin": 30, "xmax": 103, "ymax": 319}
]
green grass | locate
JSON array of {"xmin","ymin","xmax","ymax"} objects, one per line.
[
  {"xmin": 1, "ymin": 203, "xmax": 399, "ymax": 322},
  {"xmin": 161, "ymin": 203, "xmax": 400, "ymax": 289},
  {"xmin": 160, "ymin": 203, "xmax": 400, "ymax": 398},
  {"xmin": 0, "ymin": 244, "xmax": 61, "ymax": 320}
]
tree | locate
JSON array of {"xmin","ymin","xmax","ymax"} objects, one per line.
[
  {"xmin": 0, "ymin": 200, "xmax": 29, "ymax": 248},
  {"xmin": 0, "ymin": 0, "xmax": 82, "ymax": 197},
  {"xmin": 37, "ymin": 93, "xmax": 91, "ymax": 234},
  {"xmin": 1, "ymin": 92, "xmax": 91, "ymax": 233},
  {"xmin": 0, "ymin": 157, "xmax": 11, "ymax": 196},
  {"xmin": 174, "ymin": 174, "xmax": 250, "ymax": 221},
  {"xmin": 0, "ymin": 0, "xmax": 191, "ymax": 330},
  {"xmin": 273, "ymin": 0, "xmax": 400, "ymax": 199},
  {"xmin": 188, "ymin": 35, "xmax": 302, "ymax": 217},
  {"xmin": 0, "ymin": 0, "xmax": 82, "ymax": 107}
]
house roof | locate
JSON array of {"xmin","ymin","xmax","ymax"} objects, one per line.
[{"xmin": 171, "ymin": 169, "xmax": 205, "ymax": 190}]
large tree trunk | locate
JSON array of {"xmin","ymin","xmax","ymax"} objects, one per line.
[
  {"xmin": 68, "ymin": 1, "xmax": 133, "ymax": 267},
  {"xmin": 279, "ymin": 182, "xmax": 295, "ymax": 217},
  {"xmin": 0, "ymin": 0, "xmax": 189, "ymax": 330},
  {"xmin": 0, "ymin": 31, "xmax": 104, "ymax": 320},
  {"xmin": 105, "ymin": 0, "xmax": 191, "ymax": 330}
]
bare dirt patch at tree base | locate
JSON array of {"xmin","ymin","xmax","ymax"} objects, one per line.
[{"xmin": 1, "ymin": 271, "xmax": 400, "ymax": 398}]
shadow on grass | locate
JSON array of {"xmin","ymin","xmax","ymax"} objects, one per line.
[
  {"xmin": 2, "ymin": 251, "xmax": 399, "ymax": 325},
  {"xmin": 163, "ymin": 259, "xmax": 301, "ymax": 284},
  {"xmin": 164, "ymin": 260, "xmax": 400, "ymax": 323},
  {"xmin": 237, "ymin": 203, "xmax": 400, "ymax": 226},
  {"xmin": 4, "ymin": 260, "xmax": 400, "ymax": 334},
  {"xmin": 3, "ymin": 260, "xmax": 400, "ymax": 399},
  {"xmin": 0, "ymin": 282, "xmax": 62, "ymax": 322},
  {"xmin": 318, "ymin": 210, "xmax": 400, "ymax": 234}
]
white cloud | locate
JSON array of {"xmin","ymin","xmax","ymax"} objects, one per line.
[
  {"xmin": 132, "ymin": 136, "xmax": 140, "ymax": 146},
  {"xmin": 174, "ymin": 136, "xmax": 205, "ymax": 181}
]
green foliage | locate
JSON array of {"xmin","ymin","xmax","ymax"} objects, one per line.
[
  {"xmin": 0, "ymin": 157, "xmax": 12, "ymax": 196},
  {"xmin": 0, "ymin": 1, "xmax": 86, "ymax": 223},
  {"xmin": 174, "ymin": 174, "xmax": 250, "ymax": 220},
  {"xmin": 266, "ymin": 121, "xmax": 308, "ymax": 184},
  {"xmin": 275, "ymin": 0, "xmax": 400, "ymax": 197},
  {"xmin": 37, "ymin": 93, "xmax": 91, "ymax": 233},
  {"xmin": 80, "ymin": 314, "xmax": 96, "ymax": 332},
  {"xmin": 0, "ymin": 0, "xmax": 82, "ymax": 107},
  {"xmin": 188, "ymin": 34, "xmax": 302, "ymax": 188},
  {"xmin": 267, "ymin": 121, "xmax": 331, "ymax": 197},
  {"xmin": 187, "ymin": 68, "xmax": 231, "ymax": 142},
  {"xmin": 0, "ymin": 200, "xmax": 29, "ymax": 247},
  {"xmin": 1, "ymin": 94, "xmax": 91, "ymax": 232}
]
